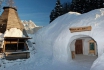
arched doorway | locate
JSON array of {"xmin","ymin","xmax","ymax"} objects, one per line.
[{"xmin": 70, "ymin": 36, "xmax": 98, "ymax": 59}]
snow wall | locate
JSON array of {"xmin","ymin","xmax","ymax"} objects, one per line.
[
  {"xmin": 34, "ymin": 8, "xmax": 104, "ymax": 63},
  {"xmin": 91, "ymin": 53, "xmax": 104, "ymax": 70}
]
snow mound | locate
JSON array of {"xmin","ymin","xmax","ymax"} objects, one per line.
[
  {"xmin": 4, "ymin": 28, "xmax": 23, "ymax": 37},
  {"xmin": 34, "ymin": 8, "xmax": 104, "ymax": 63},
  {"xmin": 91, "ymin": 53, "xmax": 104, "ymax": 70},
  {"xmin": 68, "ymin": 12, "xmax": 81, "ymax": 15}
]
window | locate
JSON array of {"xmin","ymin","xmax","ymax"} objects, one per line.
[
  {"xmin": 4, "ymin": 39, "xmax": 28, "ymax": 52},
  {"xmin": 89, "ymin": 40, "xmax": 96, "ymax": 55},
  {"xmin": 90, "ymin": 43, "xmax": 95, "ymax": 50}
]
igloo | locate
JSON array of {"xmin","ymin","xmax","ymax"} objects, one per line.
[{"xmin": 34, "ymin": 9, "xmax": 104, "ymax": 63}]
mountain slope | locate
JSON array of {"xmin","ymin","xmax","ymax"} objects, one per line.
[{"xmin": 21, "ymin": 20, "xmax": 42, "ymax": 34}]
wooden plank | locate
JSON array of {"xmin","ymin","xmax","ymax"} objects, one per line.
[
  {"xmin": 4, "ymin": 37, "xmax": 32, "ymax": 39},
  {"xmin": 5, "ymin": 41, "xmax": 24, "ymax": 44},
  {"xmin": 71, "ymin": 51, "xmax": 75, "ymax": 59},
  {"xmin": 6, "ymin": 50, "xmax": 16, "ymax": 52},
  {"xmin": 24, "ymin": 43, "xmax": 29, "ymax": 50},
  {"xmin": 0, "ymin": 48, "xmax": 3, "ymax": 53},
  {"xmin": 69, "ymin": 26, "xmax": 92, "ymax": 33},
  {"xmin": 17, "ymin": 39, "xmax": 19, "ymax": 50},
  {"xmin": 5, "ymin": 52, "xmax": 30, "ymax": 60},
  {"xmin": 3, "ymin": 41, "xmax": 5, "ymax": 52}
]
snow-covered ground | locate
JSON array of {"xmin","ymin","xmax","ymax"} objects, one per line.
[
  {"xmin": 91, "ymin": 53, "xmax": 104, "ymax": 70},
  {"xmin": 0, "ymin": 54, "xmax": 97, "ymax": 70},
  {"xmin": 72, "ymin": 55, "xmax": 97, "ymax": 70}
]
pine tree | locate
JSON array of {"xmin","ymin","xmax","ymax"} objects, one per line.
[
  {"xmin": 50, "ymin": 10, "xmax": 55, "ymax": 23},
  {"xmin": 97, "ymin": 0, "xmax": 104, "ymax": 8},
  {"xmin": 54, "ymin": 0, "xmax": 63, "ymax": 18},
  {"xmin": 62, "ymin": 2, "xmax": 71, "ymax": 14},
  {"xmin": 49, "ymin": 0, "xmax": 63, "ymax": 23},
  {"xmin": 88, "ymin": 0, "xmax": 103, "ymax": 12},
  {"xmin": 71, "ymin": 0, "xmax": 87, "ymax": 13},
  {"xmin": 50, "ymin": 0, "xmax": 104, "ymax": 23},
  {"xmin": 70, "ymin": 0, "xmax": 77, "ymax": 12}
]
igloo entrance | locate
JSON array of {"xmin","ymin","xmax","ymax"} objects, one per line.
[{"xmin": 70, "ymin": 37, "xmax": 98, "ymax": 59}]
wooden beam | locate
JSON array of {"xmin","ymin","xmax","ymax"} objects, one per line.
[
  {"xmin": 17, "ymin": 39, "xmax": 19, "ymax": 50},
  {"xmin": 3, "ymin": 41, "xmax": 5, "ymax": 52},
  {"xmin": 5, "ymin": 42, "xmax": 24, "ymax": 44},
  {"xmin": 69, "ymin": 26, "xmax": 92, "ymax": 33},
  {"xmin": 24, "ymin": 43, "xmax": 29, "ymax": 50}
]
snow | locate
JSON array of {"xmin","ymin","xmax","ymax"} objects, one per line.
[
  {"xmin": 91, "ymin": 53, "xmax": 104, "ymax": 70},
  {"xmin": 4, "ymin": 28, "xmax": 23, "ymax": 37},
  {"xmin": 34, "ymin": 9, "xmax": 104, "ymax": 63},
  {"xmin": 0, "ymin": 55, "xmax": 97, "ymax": 70},
  {"xmin": 33, "ymin": 8, "xmax": 104, "ymax": 69},
  {"xmin": 1, "ymin": 8, "xmax": 104, "ymax": 70}
]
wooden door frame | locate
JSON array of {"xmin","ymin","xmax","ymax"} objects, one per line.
[{"xmin": 89, "ymin": 40, "xmax": 96, "ymax": 55}]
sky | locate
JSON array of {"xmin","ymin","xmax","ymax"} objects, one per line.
[{"xmin": 1, "ymin": 0, "xmax": 72, "ymax": 26}]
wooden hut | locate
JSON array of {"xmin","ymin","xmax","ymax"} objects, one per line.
[
  {"xmin": 4, "ymin": 37, "xmax": 31, "ymax": 60},
  {"xmin": 0, "ymin": 7, "xmax": 31, "ymax": 60}
]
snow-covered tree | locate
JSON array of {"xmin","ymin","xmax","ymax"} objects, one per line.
[
  {"xmin": 71, "ymin": 0, "xmax": 87, "ymax": 13},
  {"xmin": 96, "ymin": 0, "xmax": 104, "ymax": 8},
  {"xmin": 50, "ymin": 0, "xmax": 104, "ymax": 23},
  {"xmin": 54, "ymin": 0, "xmax": 63, "ymax": 18},
  {"xmin": 50, "ymin": 10, "xmax": 55, "ymax": 23},
  {"xmin": 49, "ymin": 0, "xmax": 63, "ymax": 23},
  {"xmin": 71, "ymin": 0, "xmax": 104, "ymax": 13},
  {"xmin": 62, "ymin": 2, "xmax": 71, "ymax": 14}
]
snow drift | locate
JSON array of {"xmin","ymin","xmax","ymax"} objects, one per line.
[
  {"xmin": 91, "ymin": 53, "xmax": 104, "ymax": 70},
  {"xmin": 34, "ymin": 8, "xmax": 104, "ymax": 64}
]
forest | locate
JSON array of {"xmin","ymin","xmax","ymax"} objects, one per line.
[{"xmin": 50, "ymin": 0, "xmax": 104, "ymax": 23}]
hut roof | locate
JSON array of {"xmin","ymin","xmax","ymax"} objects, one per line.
[{"xmin": 0, "ymin": 6, "xmax": 24, "ymax": 33}]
